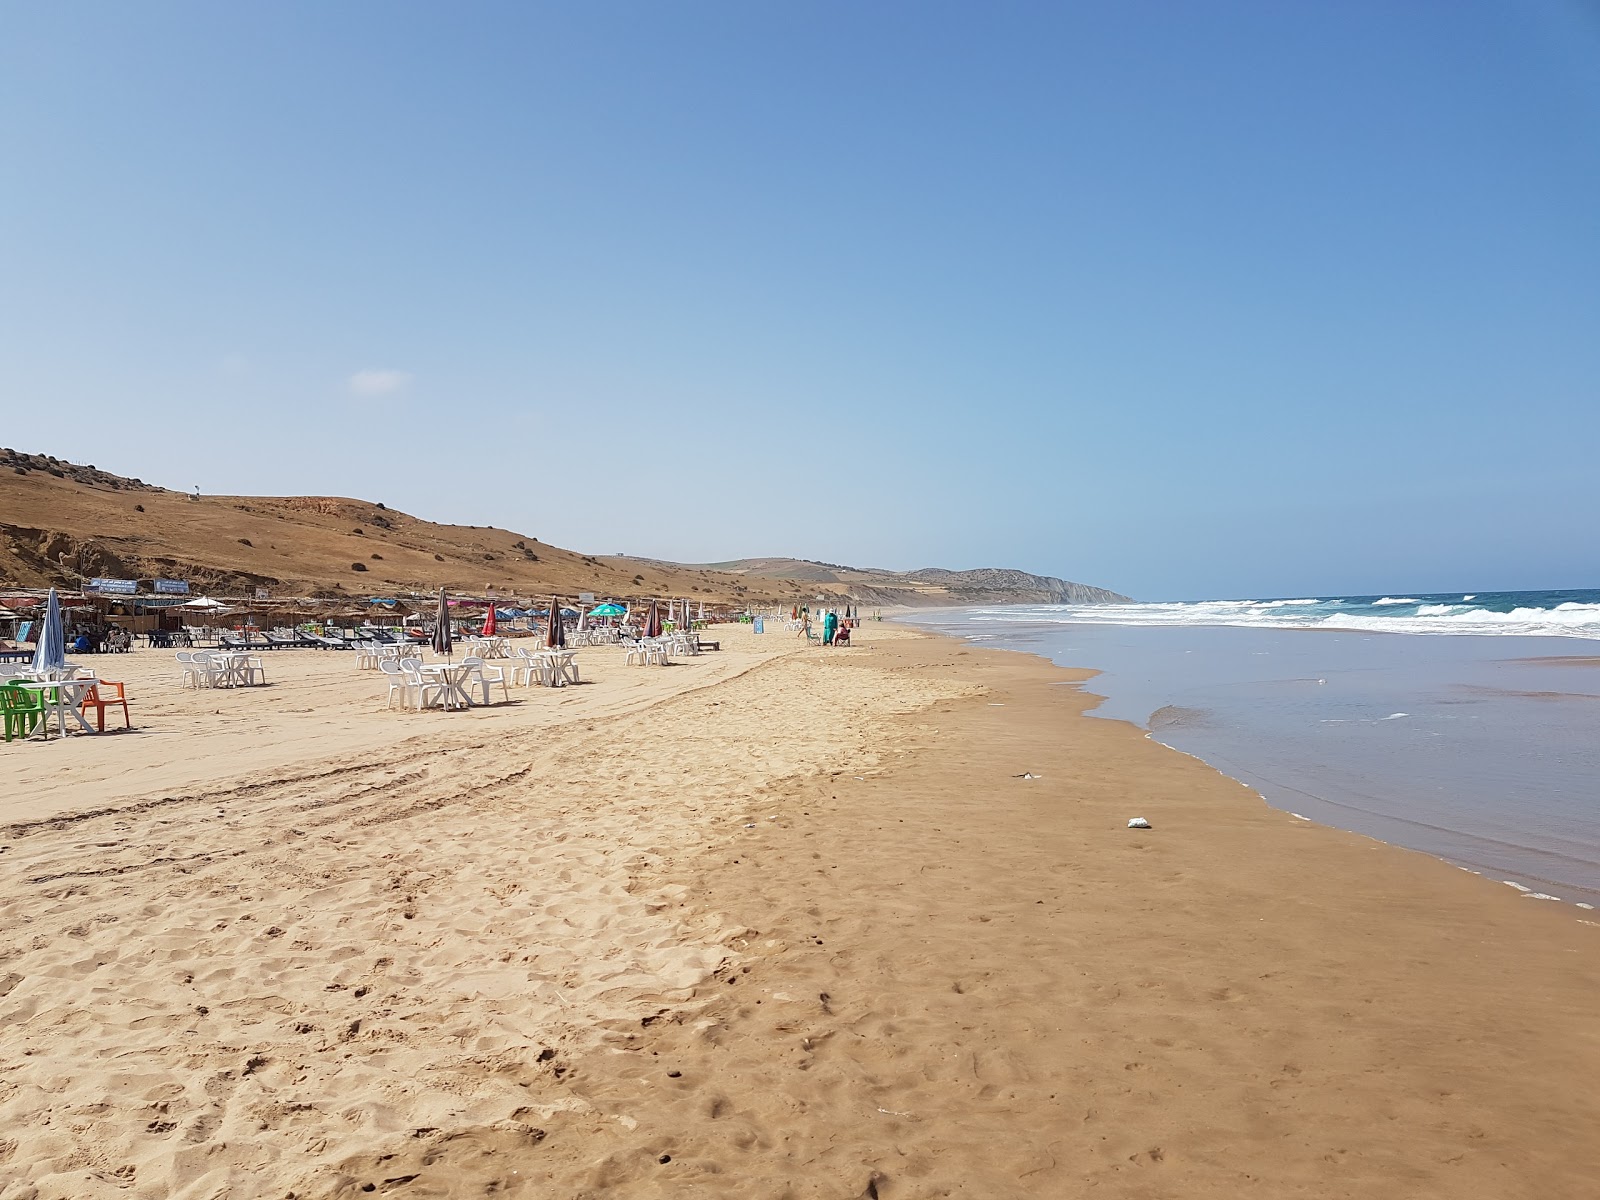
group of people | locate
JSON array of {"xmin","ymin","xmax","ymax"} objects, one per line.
[{"xmin": 792, "ymin": 605, "xmax": 853, "ymax": 647}]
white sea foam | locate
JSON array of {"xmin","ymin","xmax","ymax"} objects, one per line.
[
  {"xmin": 962, "ymin": 597, "xmax": 1600, "ymax": 640},
  {"xmin": 1373, "ymin": 597, "xmax": 1422, "ymax": 606}
]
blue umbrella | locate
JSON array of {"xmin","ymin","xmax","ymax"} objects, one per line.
[{"xmin": 31, "ymin": 587, "xmax": 66, "ymax": 676}]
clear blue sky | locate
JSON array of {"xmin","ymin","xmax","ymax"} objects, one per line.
[{"xmin": 3, "ymin": 2, "xmax": 1597, "ymax": 600}]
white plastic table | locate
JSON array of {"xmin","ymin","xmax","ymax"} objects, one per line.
[
  {"xmin": 547, "ymin": 650, "xmax": 580, "ymax": 686},
  {"xmin": 419, "ymin": 663, "xmax": 474, "ymax": 710},
  {"xmin": 207, "ymin": 651, "xmax": 256, "ymax": 688},
  {"xmin": 16, "ymin": 677, "xmax": 98, "ymax": 739}
]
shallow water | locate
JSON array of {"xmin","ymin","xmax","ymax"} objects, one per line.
[{"xmin": 900, "ymin": 611, "xmax": 1600, "ymax": 911}]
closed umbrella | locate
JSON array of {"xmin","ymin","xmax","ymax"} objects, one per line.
[
  {"xmin": 482, "ymin": 601, "xmax": 497, "ymax": 637},
  {"xmin": 431, "ymin": 587, "xmax": 453, "ymax": 658},
  {"xmin": 545, "ymin": 597, "xmax": 566, "ymax": 649},
  {"xmin": 643, "ymin": 598, "xmax": 662, "ymax": 639},
  {"xmin": 31, "ymin": 587, "xmax": 66, "ymax": 676},
  {"xmin": 576, "ymin": 605, "xmax": 588, "ymax": 633}
]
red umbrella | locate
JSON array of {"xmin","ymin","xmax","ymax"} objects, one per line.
[{"xmin": 482, "ymin": 602, "xmax": 497, "ymax": 637}]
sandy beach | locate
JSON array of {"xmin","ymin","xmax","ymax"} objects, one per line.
[{"xmin": 3, "ymin": 622, "xmax": 1598, "ymax": 1198}]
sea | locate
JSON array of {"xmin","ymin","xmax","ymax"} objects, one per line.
[{"xmin": 899, "ymin": 589, "xmax": 1600, "ymax": 912}]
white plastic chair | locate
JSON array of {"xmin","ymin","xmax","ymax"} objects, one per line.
[
  {"xmin": 380, "ymin": 659, "xmax": 410, "ymax": 709},
  {"xmin": 182, "ymin": 651, "xmax": 221, "ymax": 688},
  {"xmin": 512, "ymin": 648, "xmax": 548, "ymax": 687},
  {"xmin": 176, "ymin": 651, "xmax": 202, "ymax": 688},
  {"xmin": 399, "ymin": 664, "xmax": 447, "ymax": 711},
  {"xmin": 461, "ymin": 656, "xmax": 509, "ymax": 704}
]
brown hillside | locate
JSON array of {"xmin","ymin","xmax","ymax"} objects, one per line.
[
  {"xmin": 0, "ymin": 449, "xmax": 1129, "ymax": 606},
  {"xmin": 0, "ymin": 450, "xmax": 780, "ymax": 603}
]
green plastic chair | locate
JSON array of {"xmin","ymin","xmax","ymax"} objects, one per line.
[{"xmin": 0, "ymin": 683, "xmax": 48, "ymax": 742}]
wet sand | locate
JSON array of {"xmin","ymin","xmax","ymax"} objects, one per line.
[{"xmin": 1, "ymin": 624, "xmax": 1597, "ymax": 1198}]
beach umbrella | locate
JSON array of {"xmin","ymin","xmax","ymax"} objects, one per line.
[
  {"xmin": 643, "ymin": 598, "xmax": 662, "ymax": 638},
  {"xmin": 431, "ymin": 587, "xmax": 453, "ymax": 658},
  {"xmin": 31, "ymin": 587, "xmax": 66, "ymax": 675},
  {"xmin": 576, "ymin": 605, "xmax": 588, "ymax": 633},
  {"xmin": 482, "ymin": 601, "xmax": 497, "ymax": 637},
  {"xmin": 545, "ymin": 596, "xmax": 566, "ymax": 649},
  {"xmin": 587, "ymin": 601, "xmax": 625, "ymax": 618}
]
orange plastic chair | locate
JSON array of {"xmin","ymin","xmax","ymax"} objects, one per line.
[{"xmin": 79, "ymin": 681, "xmax": 132, "ymax": 732}]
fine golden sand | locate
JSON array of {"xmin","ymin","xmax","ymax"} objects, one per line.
[{"xmin": 2, "ymin": 623, "xmax": 1598, "ymax": 1198}]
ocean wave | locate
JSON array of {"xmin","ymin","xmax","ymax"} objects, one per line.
[
  {"xmin": 1373, "ymin": 597, "xmax": 1422, "ymax": 606},
  {"xmin": 961, "ymin": 596, "xmax": 1600, "ymax": 639}
]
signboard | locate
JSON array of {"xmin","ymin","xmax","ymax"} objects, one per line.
[
  {"xmin": 254, "ymin": 587, "xmax": 269, "ymax": 601},
  {"xmin": 579, "ymin": 592, "xmax": 595, "ymax": 604},
  {"xmin": 88, "ymin": 578, "xmax": 137, "ymax": 595},
  {"xmin": 154, "ymin": 579, "xmax": 189, "ymax": 595}
]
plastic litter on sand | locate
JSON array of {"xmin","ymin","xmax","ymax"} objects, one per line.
[{"xmin": 1127, "ymin": 817, "xmax": 1152, "ymax": 829}]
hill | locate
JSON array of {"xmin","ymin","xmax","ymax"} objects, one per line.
[
  {"xmin": 694, "ymin": 557, "xmax": 1129, "ymax": 606},
  {"xmin": 0, "ymin": 449, "xmax": 1129, "ymax": 607}
]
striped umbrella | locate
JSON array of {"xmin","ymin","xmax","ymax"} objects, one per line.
[
  {"xmin": 545, "ymin": 597, "xmax": 566, "ymax": 649},
  {"xmin": 431, "ymin": 587, "xmax": 453, "ymax": 658},
  {"xmin": 643, "ymin": 598, "xmax": 662, "ymax": 639},
  {"xmin": 31, "ymin": 587, "xmax": 66, "ymax": 676}
]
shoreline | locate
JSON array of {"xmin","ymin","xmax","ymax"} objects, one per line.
[
  {"xmin": 1, "ymin": 622, "xmax": 1596, "ymax": 1196},
  {"xmin": 899, "ymin": 608, "xmax": 1600, "ymax": 914}
]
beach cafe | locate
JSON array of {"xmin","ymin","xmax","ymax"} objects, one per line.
[{"xmin": 80, "ymin": 577, "xmax": 200, "ymax": 638}]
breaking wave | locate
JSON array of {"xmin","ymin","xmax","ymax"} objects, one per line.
[{"xmin": 963, "ymin": 589, "xmax": 1600, "ymax": 640}]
